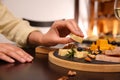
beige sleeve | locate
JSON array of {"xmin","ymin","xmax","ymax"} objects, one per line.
[{"xmin": 0, "ymin": 2, "xmax": 39, "ymax": 47}]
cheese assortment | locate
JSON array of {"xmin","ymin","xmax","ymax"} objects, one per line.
[
  {"xmin": 58, "ymin": 39, "xmax": 120, "ymax": 63},
  {"xmin": 58, "ymin": 48, "xmax": 88, "ymax": 59}
]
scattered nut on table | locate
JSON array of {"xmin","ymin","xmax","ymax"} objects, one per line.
[
  {"xmin": 57, "ymin": 76, "xmax": 69, "ymax": 80},
  {"xmin": 67, "ymin": 70, "xmax": 77, "ymax": 77}
]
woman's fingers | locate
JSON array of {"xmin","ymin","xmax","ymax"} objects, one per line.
[
  {"xmin": 0, "ymin": 52, "xmax": 15, "ymax": 63},
  {"xmin": 0, "ymin": 43, "xmax": 33, "ymax": 63},
  {"xmin": 16, "ymin": 50, "xmax": 33, "ymax": 62},
  {"xmin": 68, "ymin": 19, "xmax": 84, "ymax": 37},
  {"xmin": 55, "ymin": 37, "xmax": 73, "ymax": 44},
  {"xmin": 7, "ymin": 44, "xmax": 33, "ymax": 62},
  {"xmin": 67, "ymin": 19, "xmax": 79, "ymax": 31},
  {"xmin": 9, "ymin": 52, "xmax": 26, "ymax": 63},
  {"xmin": 54, "ymin": 19, "xmax": 84, "ymax": 37}
]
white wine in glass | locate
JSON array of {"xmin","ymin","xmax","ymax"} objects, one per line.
[{"xmin": 114, "ymin": 0, "xmax": 120, "ymax": 19}]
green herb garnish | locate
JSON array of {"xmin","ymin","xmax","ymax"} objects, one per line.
[{"xmin": 66, "ymin": 48, "xmax": 76, "ymax": 58}]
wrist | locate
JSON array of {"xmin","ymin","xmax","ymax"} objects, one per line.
[{"xmin": 27, "ymin": 31, "xmax": 44, "ymax": 46}]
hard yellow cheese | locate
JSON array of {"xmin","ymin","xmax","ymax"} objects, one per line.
[{"xmin": 70, "ymin": 33, "xmax": 83, "ymax": 43}]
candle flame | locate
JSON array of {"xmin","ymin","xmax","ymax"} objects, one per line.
[
  {"xmin": 113, "ymin": 20, "xmax": 118, "ymax": 37},
  {"xmin": 92, "ymin": 25, "xmax": 98, "ymax": 37}
]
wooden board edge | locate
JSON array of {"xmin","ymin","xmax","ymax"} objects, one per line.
[
  {"xmin": 35, "ymin": 46, "xmax": 58, "ymax": 54},
  {"xmin": 49, "ymin": 51, "xmax": 120, "ymax": 72}
]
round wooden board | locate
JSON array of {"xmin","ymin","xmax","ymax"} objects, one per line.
[{"xmin": 49, "ymin": 51, "xmax": 120, "ymax": 72}]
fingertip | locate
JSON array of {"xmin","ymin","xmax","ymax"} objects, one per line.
[
  {"xmin": 80, "ymin": 34, "xmax": 84, "ymax": 37},
  {"xmin": 20, "ymin": 58, "xmax": 26, "ymax": 63},
  {"xmin": 29, "ymin": 56, "xmax": 34, "ymax": 60},
  {"xmin": 10, "ymin": 59, "xmax": 15, "ymax": 63},
  {"xmin": 75, "ymin": 30, "xmax": 84, "ymax": 37}
]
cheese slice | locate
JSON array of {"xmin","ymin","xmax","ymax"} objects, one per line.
[
  {"xmin": 74, "ymin": 51, "xmax": 88, "ymax": 58},
  {"xmin": 58, "ymin": 49, "xmax": 71, "ymax": 56},
  {"xmin": 70, "ymin": 33, "xmax": 83, "ymax": 43}
]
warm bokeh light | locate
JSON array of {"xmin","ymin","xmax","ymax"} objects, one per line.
[
  {"xmin": 92, "ymin": 25, "xmax": 98, "ymax": 37},
  {"xmin": 113, "ymin": 20, "xmax": 118, "ymax": 37}
]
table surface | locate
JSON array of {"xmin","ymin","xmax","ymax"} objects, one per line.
[{"xmin": 0, "ymin": 48, "xmax": 120, "ymax": 80}]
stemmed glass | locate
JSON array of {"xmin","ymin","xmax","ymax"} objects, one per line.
[{"xmin": 114, "ymin": 0, "xmax": 120, "ymax": 20}]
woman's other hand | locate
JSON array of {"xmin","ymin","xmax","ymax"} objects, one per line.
[{"xmin": 0, "ymin": 43, "xmax": 33, "ymax": 63}]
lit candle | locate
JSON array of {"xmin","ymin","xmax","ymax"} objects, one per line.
[{"xmin": 113, "ymin": 20, "xmax": 118, "ymax": 37}]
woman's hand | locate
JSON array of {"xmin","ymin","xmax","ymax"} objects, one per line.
[
  {"xmin": 40, "ymin": 19, "xmax": 84, "ymax": 46},
  {"xmin": 0, "ymin": 43, "xmax": 33, "ymax": 63}
]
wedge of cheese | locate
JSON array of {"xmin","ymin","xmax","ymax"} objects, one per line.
[
  {"xmin": 74, "ymin": 51, "xmax": 88, "ymax": 58},
  {"xmin": 58, "ymin": 49, "xmax": 71, "ymax": 56},
  {"xmin": 70, "ymin": 33, "xmax": 83, "ymax": 43}
]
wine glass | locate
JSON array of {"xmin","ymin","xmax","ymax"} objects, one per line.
[
  {"xmin": 114, "ymin": 0, "xmax": 120, "ymax": 20},
  {"xmin": 114, "ymin": 0, "xmax": 120, "ymax": 38}
]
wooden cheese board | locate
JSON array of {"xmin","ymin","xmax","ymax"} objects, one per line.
[
  {"xmin": 49, "ymin": 50, "xmax": 120, "ymax": 72},
  {"xmin": 36, "ymin": 38, "xmax": 120, "ymax": 72}
]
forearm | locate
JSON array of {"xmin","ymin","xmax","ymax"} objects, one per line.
[{"xmin": 0, "ymin": 2, "xmax": 39, "ymax": 47}]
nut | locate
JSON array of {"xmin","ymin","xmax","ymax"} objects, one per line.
[
  {"xmin": 85, "ymin": 57, "xmax": 92, "ymax": 62},
  {"xmin": 57, "ymin": 76, "xmax": 69, "ymax": 80},
  {"xmin": 67, "ymin": 70, "xmax": 77, "ymax": 77}
]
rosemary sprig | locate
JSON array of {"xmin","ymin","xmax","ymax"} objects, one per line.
[{"xmin": 66, "ymin": 48, "xmax": 76, "ymax": 58}]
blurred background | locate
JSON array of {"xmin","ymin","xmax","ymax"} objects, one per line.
[{"xmin": 1, "ymin": 0, "xmax": 120, "ymax": 43}]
